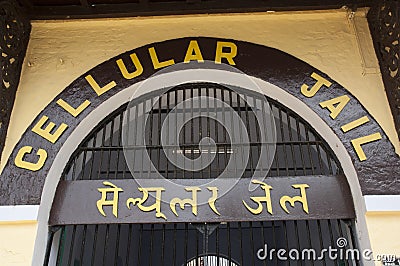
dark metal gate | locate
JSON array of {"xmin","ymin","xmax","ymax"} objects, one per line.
[
  {"xmin": 51, "ymin": 220, "xmax": 357, "ymax": 266},
  {"xmin": 46, "ymin": 83, "xmax": 358, "ymax": 266}
]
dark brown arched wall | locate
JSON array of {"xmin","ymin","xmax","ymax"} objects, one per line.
[{"xmin": 1, "ymin": 37, "xmax": 399, "ymax": 205}]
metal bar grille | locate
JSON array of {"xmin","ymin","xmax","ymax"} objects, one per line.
[
  {"xmin": 62, "ymin": 83, "xmax": 341, "ymax": 181},
  {"xmin": 49, "ymin": 220, "xmax": 359, "ymax": 266},
  {"xmin": 46, "ymin": 84, "xmax": 355, "ymax": 266}
]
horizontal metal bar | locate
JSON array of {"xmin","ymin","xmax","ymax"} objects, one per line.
[{"xmin": 77, "ymin": 141, "xmax": 324, "ymax": 151}]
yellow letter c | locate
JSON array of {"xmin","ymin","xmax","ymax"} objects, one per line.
[{"xmin": 14, "ymin": 146, "xmax": 47, "ymax": 171}]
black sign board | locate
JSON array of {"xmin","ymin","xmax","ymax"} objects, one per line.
[{"xmin": 50, "ymin": 175, "xmax": 354, "ymax": 225}]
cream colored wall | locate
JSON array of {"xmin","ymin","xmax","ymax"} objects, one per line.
[
  {"xmin": 0, "ymin": 8, "xmax": 398, "ymax": 266},
  {"xmin": 365, "ymin": 212, "xmax": 400, "ymax": 264},
  {"xmin": 0, "ymin": 222, "xmax": 37, "ymax": 266}
]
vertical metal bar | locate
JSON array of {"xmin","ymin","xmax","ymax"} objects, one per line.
[
  {"xmin": 43, "ymin": 228, "xmax": 55, "ymax": 266},
  {"xmin": 261, "ymin": 100, "xmax": 273, "ymax": 176},
  {"xmin": 213, "ymin": 87, "xmax": 219, "ymax": 179},
  {"xmin": 176, "ymin": 89, "xmax": 181, "ymax": 179},
  {"xmin": 295, "ymin": 117, "xmax": 307, "ymax": 175},
  {"xmin": 346, "ymin": 220, "xmax": 360, "ymax": 266},
  {"xmin": 196, "ymin": 224, "xmax": 199, "ymax": 266},
  {"xmin": 137, "ymin": 224, "xmax": 143, "ymax": 266},
  {"xmin": 278, "ymin": 106, "xmax": 289, "ymax": 176},
  {"xmin": 87, "ymin": 136, "xmax": 97, "ymax": 180},
  {"xmin": 90, "ymin": 225, "xmax": 99, "ymax": 266},
  {"xmin": 56, "ymin": 227, "xmax": 66, "ymax": 266},
  {"xmin": 157, "ymin": 95, "xmax": 162, "ymax": 178},
  {"xmin": 294, "ymin": 220, "xmax": 301, "ymax": 266},
  {"xmin": 324, "ymin": 146, "xmax": 334, "ymax": 175},
  {"xmin": 239, "ymin": 222, "xmax": 244, "ymax": 266},
  {"xmin": 315, "ymin": 142, "xmax": 324, "ymax": 175},
  {"xmin": 190, "ymin": 88, "xmax": 194, "ymax": 179},
  {"xmin": 243, "ymin": 94, "xmax": 254, "ymax": 177},
  {"xmin": 236, "ymin": 93, "xmax": 245, "ymax": 176},
  {"xmin": 229, "ymin": 90, "xmax": 238, "ymax": 178},
  {"xmin": 216, "ymin": 226, "xmax": 220, "ymax": 266},
  {"xmin": 96, "ymin": 127, "xmax": 107, "ymax": 180},
  {"xmin": 336, "ymin": 220, "xmax": 349, "ymax": 266},
  {"xmin": 287, "ymin": 112, "xmax": 297, "ymax": 175},
  {"xmin": 221, "ymin": 89, "xmax": 228, "ymax": 177},
  {"xmin": 227, "ymin": 223, "xmax": 232, "ymax": 264},
  {"xmin": 148, "ymin": 97, "xmax": 155, "ymax": 179},
  {"xmin": 68, "ymin": 154, "xmax": 78, "ymax": 181},
  {"xmin": 101, "ymin": 225, "xmax": 110, "ymax": 266},
  {"xmin": 140, "ymin": 102, "xmax": 146, "ymax": 179},
  {"xmin": 327, "ymin": 220, "xmax": 339, "ymax": 266},
  {"xmin": 67, "ymin": 225, "xmax": 77, "ymax": 266},
  {"xmin": 304, "ymin": 124, "xmax": 315, "ymax": 175},
  {"xmin": 305, "ymin": 220, "xmax": 315, "ymax": 266},
  {"xmin": 271, "ymin": 221, "xmax": 278, "ymax": 266},
  {"xmin": 150, "ymin": 224, "xmax": 154, "ymax": 266},
  {"xmin": 260, "ymin": 222, "xmax": 267, "ymax": 266},
  {"xmin": 173, "ymin": 224, "xmax": 177, "ymax": 265},
  {"xmin": 106, "ymin": 120, "xmax": 115, "ymax": 179},
  {"xmin": 78, "ymin": 225, "xmax": 87, "ymax": 265},
  {"xmin": 79, "ymin": 147, "xmax": 88, "ymax": 180},
  {"xmin": 206, "ymin": 87, "xmax": 211, "ymax": 178},
  {"xmin": 317, "ymin": 220, "xmax": 327, "ymax": 266},
  {"xmin": 249, "ymin": 221, "xmax": 255, "ymax": 266},
  {"xmin": 161, "ymin": 224, "xmax": 166, "ymax": 266},
  {"xmin": 129, "ymin": 104, "xmax": 136, "ymax": 179},
  {"xmin": 113, "ymin": 224, "xmax": 121, "ymax": 266},
  {"xmin": 166, "ymin": 91, "xmax": 170, "ymax": 179},
  {"xmin": 184, "ymin": 223, "xmax": 188, "ymax": 265},
  {"xmin": 283, "ymin": 221, "xmax": 289, "ymax": 265},
  {"xmin": 115, "ymin": 112, "xmax": 124, "ymax": 179},
  {"xmin": 125, "ymin": 224, "xmax": 132, "ymax": 266},
  {"xmin": 121, "ymin": 109, "xmax": 128, "ymax": 179}
]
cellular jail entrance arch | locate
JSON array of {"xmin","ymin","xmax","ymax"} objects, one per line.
[{"xmin": 0, "ymin": 37, "xmax": 398, "ymax": 265}]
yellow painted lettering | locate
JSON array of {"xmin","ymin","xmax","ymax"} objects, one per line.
[
  {"xmin": 184, "ymin": 40, "xmax": 204, "ymax": 63},
  {"xmin": 341, "ymin": 116, "xmax": 370, "ymax": 133},
  {"xmin": 14, "ymin": 146, "xmax": 47, "ymax": 171},
  {"xmin": 56, "ymin": 98, "xmax": 90, "ymax": 118},
  {"xmin": 116, "ymin": 53, "xmax": 144, "ymax": 79},
  {"xmin": 97, "ymin": 181, "xmax": 123, "ymax": 218},
  {"xmin": 85, "ymin": 75, "xmax": 117, "ymax": 96},
  {"xmin": 279, "ymin": 184, "xmax": 309, "ymax": 214},
  {"xmin": 301, "ymin": 72, "xmax": 332, "ymax": 97},
  {"xmin": 207, "ymin": 187, "xmax": 220, "ymax": 215},
  {"xmin": 148, "ymin": 47, "xmax": 175, "ymax": 69},
  {"xmin": 170, "ymin": 187, "xmax": 200, "ymax": 217},
  {"xmin": 351, "ymin": 132, "xmax": 382, "ymax": 161},
  {"xmin": 215, "ymin": 41, "xmax": 237, "ymax": 65},
  {"xmin": 319, "ymin": 95, "xmax": 350, "ymax": 119},
  {"xmin": 32, "ymin": 115, "xmax": 68, "ymax": 143},
  {"xmin": 126, "ymin": 187, "xmax": 166, "ymax": 220},
  {"xmin": 242, "ymin": 180, "xmax": 273, "ymax": 215}
]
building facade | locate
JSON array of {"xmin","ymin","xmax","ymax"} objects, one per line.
[{"xmin": 0, "ymin": 0, "xmax": 399, "ymax": 265}]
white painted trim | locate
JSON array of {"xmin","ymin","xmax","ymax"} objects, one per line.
[
  {"xmin": 32, "ymin": 69, "xmax": 374, "ymax": 266},
  {"xmin": 0, "ymin": 205, "xmax": 39, "ymax": 222},
  {"xmin": 364, "ymin": 195, "xmax": 400, "ymax": 212}
]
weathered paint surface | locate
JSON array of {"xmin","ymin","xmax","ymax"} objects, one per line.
[
  {"xmin": 1, "ymin": 10, "xmax": 397, "ymax": 175},
  {"xmin": 0, "ymin": 10, "xmax": 398, "ymax": 266},
  {"xmin": 0, "ymin": 222, "xmax": 37, "ymax": 266},
  {"xmin": 0, "ymin": 37, "xmax": 399, "ymax": 205}
]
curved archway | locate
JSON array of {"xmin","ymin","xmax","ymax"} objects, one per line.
[
  {"xmin": 1, "ymin": 38, "xmax": 398, "ymax": 207},
  {"xmin": 0, "ymin": 37, "xmax": 393, "ymax": 264},
  {"xmin": 44, "ymin": 81, "xmax": 359, "ymax": 265}
]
